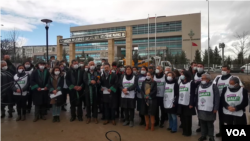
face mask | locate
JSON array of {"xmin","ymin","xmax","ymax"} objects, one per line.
[
  {"xmin": 90, "ymin": 66, "xmax": 95, "ymax": 70},
  {"xmin": 155, "ymin": 69, "xmax": 160, "ymax": 73},
  {"xmin": 167, "ymin": 76, "xmax": 173, "ymax": 81},
  {"xmin": 146, "ymin": 76, "xmax": 151, "ymax": 80},
  {"xmin": 31, "ymin": 61, "xmax": 34, "ymax": 63},
  {"xmin": 197, "ymin": 68, "xmax": 203, "ymax": 73},
  {"xmin": 63, "ymin": 63, "xmax": 66, "ymax": 66},
  {"xmin": 221, "ymin": 71, "xmax": 227, "ymax": 76},
  {"xmin": 2, "ymin": 66, "xmax": 8, "ymax": 70},
  {"xmin": 112, "ymin": 70, "xmax": 115, "ymax": 73},
  {"xmin": 18, "ymin": 69, "xmax": 23, "ymax": 73},
  {"xmin": 85, "ymin": 68, "xmax": 88, "ymax": 71},
  {"xmin": 101, "ymin": 69, "xmax": 104, "ymax": 72},
  {"xmin": 39, "ymin": 66, "xmax": 45, "ymax": 70},
  {"xmin": 193, "ymin": 67, "xmax": 197, "ymax": 70},
  {"xmin": 102, "ymin": 62, "xmax": 104, "ymax": 65},
  {"xmin": 54, "ymin": 71, "xmax": 60, "ymax": 75},
  {"xmin": 25, "ymin": 65, "xmax": 30, "ymax": 68},
  {"xmin": 79, "ymin": 64, "xmax": 84, "ymax": 67},
  {"xmin": 73, "ymin": 64, "xmax": 78, "ymax": 69},
  {"xmin": 180, "ymin": 75, "xmax": 185, "ymax": 80},
  {"xmin": 201, "ymin": 80, "xmax": 207, "ymax": 85},
  {"xmin": 120, "ymin": 68, "xmax": 125, "ymax": 72},
  {"xmin": 52, "ymin": 60, "xmax": 55, "ymax": 62},
  {"xmin": 133, "ymin": 71, "xmax": 137, "ymax": 74},
  {"xmin": 228, "ymin": 84, "xmax": 236, "ymax": 89},
  {"xmin": 165, "ymin": 71, "xmax": 168, "ymax": 75},
  {"xmin": 141, "ymin": 70, "xmax": 146, "ymax": 74}
]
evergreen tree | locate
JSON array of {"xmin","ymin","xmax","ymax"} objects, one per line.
[
  {"xmin": 225, "ymin": 56, "xmax": 232, "ymax": 66},
  {"xmin": 194, "ymin": 49, "xmax": 202, "ymax": 63},
  {"xmin": 203, "ymin": 49, "xmax": 208, "ymax": 65},
  {"xmin": 213, "ymin": 46, "xmax": 222, "ymax": 65},
  {"xmin": 208, "ymin": 47, "xmax": 214, "ymax": 64},
  {"xmin": 81, "ymin": 51, "xmax": 86, "ymax": 58},
  {"xmin": 165, "ymin": 48, "xmax": 173, "ymax": 62},
  {"xmin": 237, "ymin": 51, "xmax": 244, "ymax": 65},
  {"xmin": 180, "ymin": 51, "xmax": 188, "ymax": 64},
  {"xmin": 62, "ymin": 49, "xmax": 68, "ymax": 62}
]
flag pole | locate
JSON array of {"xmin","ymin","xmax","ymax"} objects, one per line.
[
  {"xmin": 148, "ymin": 14, "xmax": 149, "ymax": 60},
  {"xmin": 155, "ymin": 14, "xmax": 156, "ymax": 56},
  {"xmin": 207, "ymin": 0, "xmax": 210, "ymax": 71}
]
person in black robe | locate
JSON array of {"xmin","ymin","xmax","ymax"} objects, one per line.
[
  {"xmin": 3, "ymin": 55, "xmax": 16, "ymax": 76},
  {"xmin": 66, "ymin": 59, "xmax": 84, "ymax": 122},
  {"xmin": 48, "ymin": 66, "xmax": 64, "ymax": 122},
  {"xmin": 1, "ymin": 60, "xmax": 14, "ymax": 118},
  {"xmin": 30, "ymin": 61, "xmax": 50, "ymax": 122},
  {"xmin": 23, "ymin": 60, "xmax": 34, "ymax": 113},
  {"xmin": 141, "ymin": 72, "xmax": 157, "ymax": 131},
  {"xmin": 59, "ymin": 63, "xmax": 68, "ymax": 111},
  {"xmin": 177, "ymin": 70, "xmax": 196, "ymax": 136},
  {"xmin": 119, "ymin": 66, "xmax": 138, "ymax": 127},
  {"xmin": 83, "ymin": 61, "xmax": 100, "ymax": 124},
  {"xmin": 165, "ymin": 72, "xmax": 179, "ymax": 133},
  {"xmin": 101, "ymin": 63, "xmax": 118, "ymax": 125},
  {"xmin": 221, "ymin": 77, "xmax": 248, "ymax": 125}
]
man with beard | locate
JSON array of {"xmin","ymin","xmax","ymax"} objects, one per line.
[
  {"xmin": 84, "ymin": 61, "xmax": 100, "ymax": 124},
  {"xmin": 66, "ymin": 60, "xmax": 84, "ymax": 122},
  {"xmin": 1, "ymin": 60, "xmax": 14, "ymax": 118}
]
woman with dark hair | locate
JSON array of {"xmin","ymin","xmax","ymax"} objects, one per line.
[
  {"xmin": 164, "ymin": 71, "xmax": 179, "ymax": 133},
  {"xmin": 141, "ymin": 72, "xmax": 157, "ymax": 131},
  {"xmin": 48, "ymin": 66, "xmax": 64, "ymax": 122},
  {"xmin": 119, "ymin": 65, "xmax": 138, "ymax": 127},
  {"xmin": 136, "ymin": 66, "xmax": 148, "ymax": 125},
  {"xmin": 173, "ymin": 69, "xmax": 181, "ymax": 84},
  {"xmin": 12, "ymin": 65, "xmax": 30, "ymax": 121},
  {"xmin": 177, "ymin": 70, "xmax": 196, "ymax": 136}
]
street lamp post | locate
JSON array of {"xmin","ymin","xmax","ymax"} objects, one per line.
[
  {"xmin": 219, "ymin": 43, "xmax": 225, "ymax": 65},
  {"xmin": 41, "ymin": 19, "xmax": 52, "ymax": 63}
]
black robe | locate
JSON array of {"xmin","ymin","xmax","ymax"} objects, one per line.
[
  {"xmin": 164, "ymin": 78, "xmax": 179, "ymax": 114},
  {"xmin": 47, "ymin": 74, "xmax": 64, "ymax": 106},
  {"xmin": 30, "ymin": 69, "xmax": 50, "ymax": 105},
  {"xmin": 177, "ymin": 80, "xmax": 196, "ymax": 116},
  {"xmin": 83, "ymin": 70, "xmax": 100, "ymax": 107},
  {"xmin": 1, "ymin": 70, "xmax": 14, "ymax": 104},
  {"xmin": 140, "ymin": 80, "xmax": 157, "ymax": 115},
  {"xmin": 66, "ymin": 68, "xmax": 84, "ymax": 105},
  {"xmin": 119, "ymin": 74, "xmax": 138, "ymax": 109},
  {"xmin": 100, "ymin": 72, "xmax": 118, "ymax": 108}
]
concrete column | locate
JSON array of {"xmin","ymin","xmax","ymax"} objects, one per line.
[
  {"xmin": 69, "ymin": 42, "xmax": 75, "ymax": 65},
  {"xmin": 56, "ymin": 36, "xmax": 63, "ymax": 61},
  {"xmin": 108, "ymin": 39, "xmax": 115, "ymax": 65},
  {"xmin": 126, "ymin": 26, "xmax": 132, "ymax": 66}
]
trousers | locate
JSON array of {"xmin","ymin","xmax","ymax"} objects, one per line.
[
  {"xmin": 181, "ymin": 115, "xmax": 192, "ymax": 136},
  {"xmin": 35, "ymin": 105, "xmax": 47, "ymax": 117},
  {"xmin": 155, "ymin": 97, "xmax": 166, "ymax": 124},
  {"xmin": 104, "ymin": 103, "xmax": 115, "ymax": 120},
  {"xmin": 86, "ymin": 104, "xmax": 98, "ymax": 118},
  {"xmin": 124, "ymin": 108, "xmax": 134, "ymax": 121},
  {"xmin": 52, "ymin": 104, "xmax": 61, "ymax": 116},
  {"xmin": 200, "ymin": 119, "xmax": 214, "ymax": 137},
  {"xmin": 168, "ymin": 114, "xmax": 177, "ymax": 131}
]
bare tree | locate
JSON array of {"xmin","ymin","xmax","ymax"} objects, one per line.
[{"xmin": 1, "ymin": 39, "xmax": 13, "ymax": 58}]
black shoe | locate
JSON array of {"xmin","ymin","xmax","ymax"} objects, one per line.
[
  {"xmin": 159, "ymin": 123, "xmax": 164, "ymax": 128},
  {"xmin": 1, "ymin": 114, "xmax": 5, "ymax": 118},
  {"xmin": 209, "ymin": 137, "xmax": 215, "ymax": 141},
  {"xmin": 171, "ymin": 131, "xmax": 177, "ymax": 133},
  {"xmin": 61, "ymin": 107, "xmax": 67, "ymax": 111},
  {"xmin": 215, "ymin": 133, "xmax": 221, "ymax": 137},
  {"xmin": 41, "ymin": 116, "xmax": 46, "ymax": 120},
  {"xmin": 21, "ymin": 115, "xmax": 26, "ymax": 121},
  {"xmin": 16, "ymin": 115, "xmax": 21, "ymax": 121},
  {"xmin": 196, "ymin": 127, "xmax": 201, "ymax": 132},
  {"xmin": 57, "ymin": 116, "xmax": 60, "ymax": 122},
  {"xmin": 70, "ymin": 117, "xmax": 76, "ymax": 122},
  {"xmin": 33, "ymin": 116, "xmax": 39, "ymax": 122},
  {"xmin": 154, "ymin": 122, "xmax": 159, "ymax": 126},
  {"xmin": 27, "ymin": 109, "xmax": 31, "ymax": 114},
  {"xmin": 101, "ymin": 117, "xmax": 105, "ymax": 120},
  {"xmin": 53, "ymin": 116, "xmax": 57, "ymax": 122},
  {"xmin": 198, "ymin": 136, "xmax": 207, "ymax": 141},
  {"xmin": 139, "ymin": 120, "xmax": 145, "ymax": 125},
  {"xmin": 179, "ymin": 124, "xmax": 183, "ymax": 128},
  {"xmin": 8, "ymin": 113, "xmax": 13, "ymax": 118},
  {"xmin": 78, "ymin": 117, "xmax": 83, "ymax": 121},
  {"xmin": 167, "ymin": 128, "xmax": 172, "ymax": 131}
]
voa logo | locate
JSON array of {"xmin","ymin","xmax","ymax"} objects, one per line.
[{"xmin": 226, "ymin": 129, "xmax": 246, "ymax": 136}]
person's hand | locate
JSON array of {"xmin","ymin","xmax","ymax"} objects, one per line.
[
  {"xmin": 101, "ymin": 88, "xmax": 104, "ymax": 91},
  {"xmin": 172, "ymin": 104, "xmax": 175, "ymax": 107},
  {"xmin": 16, "ymin": 89, "xmax": 21, "ymax": 93},
  {"xmin": 37, "ymin": 88, "xmax": 41, "ymax": 91},
  {"xmin": 229, "ymin": 107, "xmax": 235, "ymax": 112},
  {"xmin": 77, "ymin": 87, "xmax": 82, "ymax": 91},
  {"xmin": 189, "ymin": 105, "xmax": 193, "ymax": 109},
  {"xmin": 146, "ymin": 96, "xmax": 149, "ymax": 99},
  {"xmin": 108, "ymin": 89, "xmax": 111, "ymax": 92},
  {"xmin": 53, "ymin": 90, "xmax": 57, "ymax": 94},
  {"xmin": 213, "ymin": 110, "xmax": 217, "ymax": 113},
  {"xmin": 122, "ymin": 89, "xmax": 126, "ymax": 93},
  {"xmin": 44, "ymin": 87, "xmax": 48, "ymax": 90},
  {"xmin": 228, "ymin": 106, "xmax": 234, "ymax": 111},
  {"xmin": 91, "ymin": 80, "xmax": 96, "ymax": 84},
  {"xmin": 74, "ymin": 86, "xmax": 78, "ymax": 90},
  {"xmin": 97, "ymin": 80, "xmax": 100, "ymax": 83}
]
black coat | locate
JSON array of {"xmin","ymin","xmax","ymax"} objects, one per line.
[
  {"xmin": 66, "ymin": 68, "xmax": 84, "ymax": 104},
  {"xmin": 48, "ymin": 75, "xmax": 64, "ymax": 106},
  {"xmin": 1, "ymin": 70, "xmax": 14, "ymax": 104},
  {"xmin": 100, "ymin": 72, "xmax": 118, "ymax": 108},
  {"xmin": 177, "ymin": 80, "xmax": 196, "ymax": 116},
  {"xmin": 140, "ymin": 80, "xmax": 158, "ymax": 115},
  {"xmin": 30, "ymin": 69, "xmax": 50, "ymax": 105},
  {"xmin": 119, "ymin": 74, "xmax": 138, "ymax": 109},
  {"xmin": 164, "ymin": 79, "xmax": 179, "ymax": 114},
  {"xmin": 83, "ymin": 70, "xmax": 100, "ymax": 106}
]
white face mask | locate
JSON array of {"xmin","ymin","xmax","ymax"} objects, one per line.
[
  {"xmin": 197, "ymin": 67, "xmax": 203, "ymax": 73},
  {"xmin": 101, "ymin": 69, "xmax": 104, "ymax": 72},
  {"xmin": 2, "ymin": 66, "xmax": 8, "ymax": 70},
  {"xmin": 54, "ymin": 71, "xmax": 60, "ymax": 75},
  {"xmin": 221, "ymin": 71, "xmax": 227, "ymax": 76},
  {"xmin": 112, "ymin": 70, "xmax": 115, "ymax": 73},
  {"xmin": 39, "ymin": 65, "xmax": 45, "ymax": 70},
  {"xmin": 180, "ymin": 75, "xmax": 185, "ymax": 80},
  {"xmin": 63, "ymin": 63, "xmax": 66, "ymax": 66},
  {"xmin": 120, "ymin": 68, "xmax": 125, "ymax": 72},
  {"xmin": 201, "ymin": 80, "xmax": 207, "ymax": 85},
  {"xmin": 18, "ymin": 69, "xmax": 23, "ymax": 73},
  {"xmin": 167, "ymin": 76, "xmax": 173, "ymax": 81},
  {"xmin": 193, "ymin": 67, "xmax": 197, "ymax": 70},
  {"xmin": 85, "ymin": 68, "xmax": 88, "ymax": 71},
  {"xmin": 25, "ymin": 65, "xmax": 30, "ymax": 68},
  {"xmin": 228, "ymin": 84, "xmax": 236, "ymax": 89},
  {"xmin": 52, "ymin": 60, "xmax": 55, "ymax": 62},
  {"xmin": 146, "ymin": 76, "xmax": 151, "ymax": 80},
  {"xmin": 155, "ymin": 69, "xmax": 160, "ymax": 73},
  {"xmin": 73, "ymin": 64, "xmax": 78, "ymax": 69},
  {"xmin": 165, "ymin": 71, "xmax": 168, "ymax": 75},
  {"xmin": 133, "ymin": 71, "xmax": 137, "ymax": 74},
  {"xmin": 90, "ymin": 66, "xmax": 95, "ymax": 70},
  {"xmin": 79, "ymin": 64, "xmax": 84, "ymax": 67},
  {"xmin": 141, "ymin": 70, "xmax": 146, "ymax": 74}
]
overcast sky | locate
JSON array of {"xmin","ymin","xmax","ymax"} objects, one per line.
[{"xmin": 1, "ymin": 0, "xmax": 250, "ymax": 58}]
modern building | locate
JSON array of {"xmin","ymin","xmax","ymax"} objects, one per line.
[
  {"xmin": 21, "ymin": 45, "xmax": 58, "ymax": 60},
  {"xmin": 69, "ymin": 13, "xmax": 201, "ymax": 62}
]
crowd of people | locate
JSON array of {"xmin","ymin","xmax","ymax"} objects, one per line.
[{"xmin": 1, "ymin": 55, "xmax": 249, "ymax": 141}]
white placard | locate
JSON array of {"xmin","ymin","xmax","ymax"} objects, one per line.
[
  {"xmin": 102, "ymin": 87, "xmax": 110, "ymax": 94},
  {"xmin": 50, "ymin": 91, "xmax": 62, "ymax": 99}
]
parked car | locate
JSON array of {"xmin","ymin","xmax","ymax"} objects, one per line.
[
  {"xmin": 243, "ymin": 66, "xmax": 250, "ymax": 74},
  {"xmin": 231, "ymin": 67, "xmax": 244, "ymax": 73},
  {"xmin": 214, "ymin": 66, "xmax": 222, "ymax": 72},
  {"xmin": 204, "ymin": 67, "xmax": 215, "ymax": 72}
]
